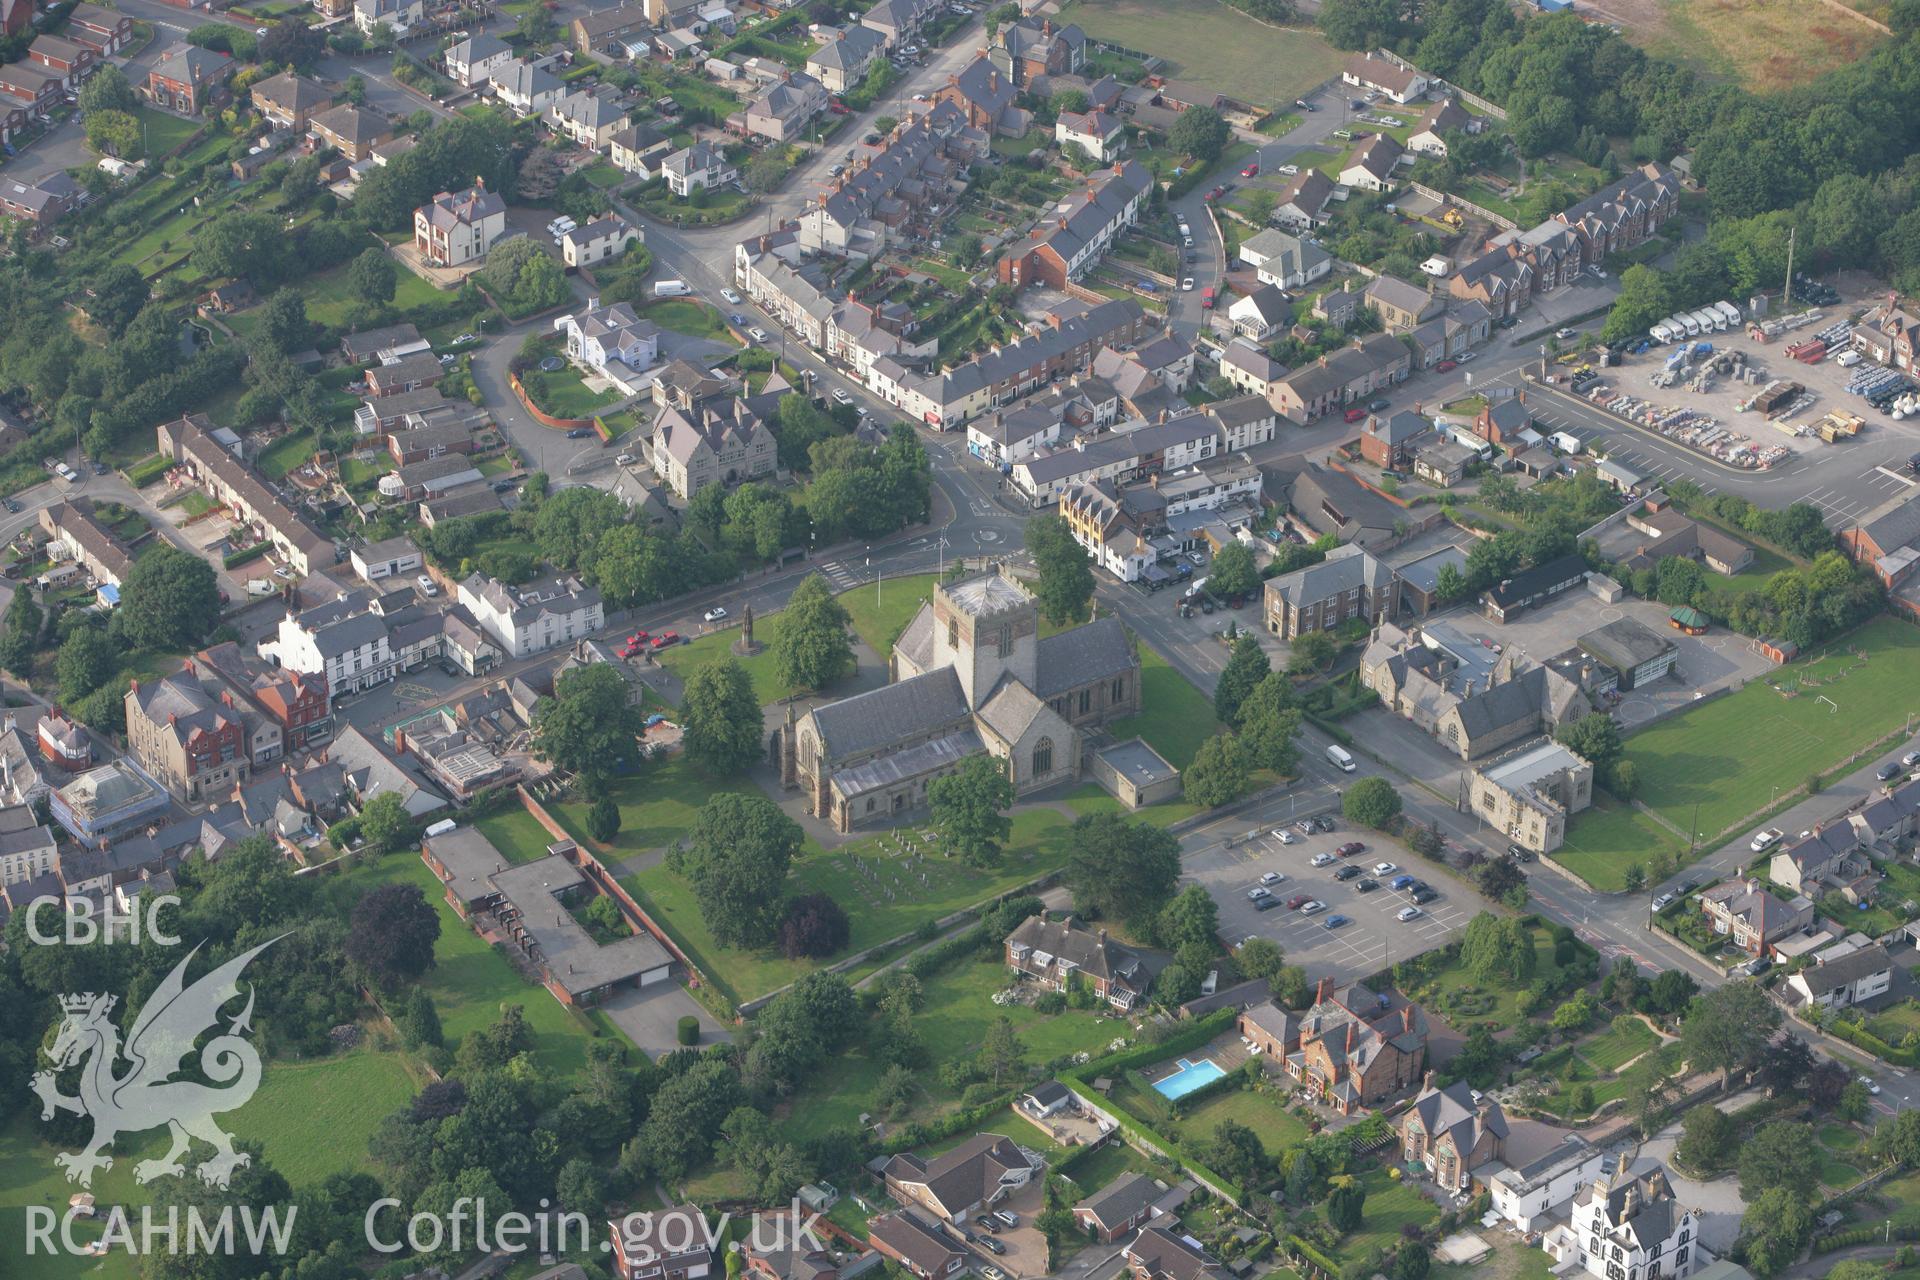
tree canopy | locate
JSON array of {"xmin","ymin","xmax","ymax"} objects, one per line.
[
  {"xmin": 674, "ymin": 793, "xmax": 802, "ymax": 947},
  {"xmin": 532, "ymin": 662, "xmax": 647, "ymax": 786}
]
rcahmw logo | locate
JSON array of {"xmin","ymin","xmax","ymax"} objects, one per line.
[
  {"xmin": 26, "ymin": 938, "xmax": 298, "ymax": 1257},
  {"xmin": 25, "ymin": 892, "xmax": 181, "ymax": 946}
]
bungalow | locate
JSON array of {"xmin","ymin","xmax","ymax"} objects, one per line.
[
  {"xmin": 1125, "ymin": 1227, "xmax": 1225, "ymax": 1280},
  {"xmin": 1341, "ymin": 51, "xmax": 1428, "ymax": 104},
  {"xmin": 1339, "ymin": 133, "xmax": 1405, "ymax": 193},
  {"xmin": 1272, "ymin": 169, "xmax": 1336, "ymax": 230},
  {"xmin": 1406, "ymin": 97, "xmax": 1473, "ymax": 156},
  {"xmin": 366, "ymin": 352, "xmax": 447, "ymax": 398},
  {"xmin": 1227, "ymin": 284, "xmax": 1292, "ymax": 342},
  {"xmin": 866, "ymin": 1212, "xmax": 964, "ymax": 1280},
  {"xmin": 882, "ymin": 1133, "xmax": 1041, "ymax": 1223},
  {"xmin": 1074, "ymin": 1172, "xmax": 1166, "ymax": 1244}
]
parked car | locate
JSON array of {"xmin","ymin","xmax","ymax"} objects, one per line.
[
  {"xmin": 1879, "ymin": 760, "xmax": 1904, "ymax": 781},
  {"xmin": 993, "ymin": 1211, "xmax": 1017, "ymax": 1230},
  {"xmin": 1246, "ymin": 886, "xmax": 1271, "ymax": 900},
  {"xmin": 1390, "ymin": 874, "xmax": 1416, "ymax": 890},
  {"xmin": 628, "ymin": 632, "xmax": 650, "ymax": 645},
  {"xmin": 1435, "ymin": 360, "xmax": 1457, "ymax": 372},
  {"xmin": 1336, "ymin": 842, "xmax": 1365, "ymax": 856},
  {"xmin": 1255, "ymin": 895, "xmax": 1282, "ymax": 911},
  {"xmin": 415, "ymin": 574, "xmax": 438, "ymax": 597},
  {"xmin": 566, "ymin": 427, "xmax": 593, "ymax": 439},
  {"xmin": 1372, "ymin": 861, "xmax": 1396, "ymax": 876},
  {"xmin": 1355, "ymin": 878, "xmax": 1379, "ymax": 893},
  {"xmin": 978, "ymin": 1239, "xmax": 1005, "ymax": 1257},
  {"xmin": 1309, "ymin": 852, "xmax": 1335, "ymax": 867},
  {"xmin": 1181, "ymin": 277, "xmax": 1195, "ymax": 291},
  {"xmin": 1273, "ymin": 829, "xmax": 1298, "ymax": 844},
  {"xmin": 1652, "ymin": 892, "xmax": 1675, "ymax": 911},
  {"xmin": 1397, "ymin": 906, "xmax": 1422, "ymax": 922},
  {"xmin": 1904, "ymin": 750, "xmax": 1920, "ymax": 768},
  {"xmin": 1260, "ymin": 871, "xmax": 1283, "ymax": 884},
  {"xmin": 974, "ymin": 1216, "xmax": 998, "ymax": 1232},
  {"xmin": 1201, "ymin": 287, "xmax": 1215, "ymax": 309},
  {"xmin": 703, "ymin": 607, "xmax": 729, "ymax": 622},
  {"xmin": 750, "ymin": 327, "xmax": 770, "ymax": 343},
  {"xmin": 1298, "ymin": 900, "xmax": 1326, "ymax": 915},
  {"xmin": 1333, "ymin": 865, "xmax": 1362, "ymax": 881},
  {"xmin": 650, "ymin": 633, "xmax": 679, "ymax": 648},
  {"xmin": 1366, "ymin": 397, "xmax": 1390, "ymax": 412},
  {"xmin": 1324, "ymin": 914, "xmax": 1351, "ymax": 930},
  {"xmin": 1276, "ymin": 163, "xmax": 1298, "ymax": 175},
  {"xmin": 1343, "ymin": 406, "xmax": 1367, "ymax": 422},
  {"xmin": 1555, "ymin": 327, "xmax": 1577, "ymax": 340},
  {"xmin": 1410, "ymin": 886, "xmax": 1439, "ymax": 904},
  {"xmin": 720, "ymin": 288, "xmax": 743, "ymax": 304},
  {"xmin": 1240, "ymin": 161, "xmax": 1259, "ymax": 178}
]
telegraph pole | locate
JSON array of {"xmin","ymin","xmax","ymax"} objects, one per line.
[{"xmin": 1782, "ymin": 225, "xmax": 1795, "ymax": 309}]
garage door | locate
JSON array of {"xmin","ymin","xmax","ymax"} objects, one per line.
[{"xmin": 640, "ymin": 966, "xmax": 670, "ymax": 987}]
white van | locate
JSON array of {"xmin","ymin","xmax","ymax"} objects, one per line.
[
  {"xmin": 1325, "ymin": 744, "xmax": 1357, "ymax": 772},
  {"xmin": 653, "ymin": 279, "xmax": 692, "ymax": 298}
]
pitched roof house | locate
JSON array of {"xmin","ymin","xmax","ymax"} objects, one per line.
[
  {"xmin": 1282, "ymin": 978, "xmax": 1428, "ymax": 1114},
  {"xmin": 882, "ymin": 1134, "xmax": 1041, "ymax": 1223},
  {"xmin": 1006, "ymin": 914, "xmax": 1150, "ymax": 1009},
  {"xmin": 1400, "ymin": 1079, "xmax": 1508, "ymax": 1193},
  {"xmin": 1699, "ymin": 879, "xmax": 1815, "ymax": 957}
]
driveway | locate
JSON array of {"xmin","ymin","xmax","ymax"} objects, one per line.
[{"xmin": 599, "ymin": 981, "xmax": 734, "ymax": 1060}]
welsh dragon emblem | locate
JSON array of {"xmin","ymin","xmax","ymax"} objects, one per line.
[{"xmin": 31, "ymin": 939, "xmax": 277, "ymax": 1189}]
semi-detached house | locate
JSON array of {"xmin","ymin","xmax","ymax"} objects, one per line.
[{"xmin": 1270, "ymin": 333, "xmax": 1411, "ymax": 423}]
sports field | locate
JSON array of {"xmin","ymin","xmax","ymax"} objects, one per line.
[
  {"xmin": 1628, "ymin": 619, "xmax": 1920, "ymax": 844},
  {"xmin": 1058, "ymin": 0, "xmax": 1341, "ymax": 108}
]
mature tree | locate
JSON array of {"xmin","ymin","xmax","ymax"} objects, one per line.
[
  {"xmin": 1741, "ymin": 1186, "xmax": 1813, "ymax": 1277},
  {"xmin": 112, "ymin": 547, "xmax": 221, "ymax": 651},
  {"xmin": 1475, "ymin": 856, "xmax": 1525, "ymax": 903},
  {"xmin": 1838, "ymin": 1080, "xmax": 1872, "ymax": 1124},
  {"xmin": 398, "ymin": 986, "xmax": 442, "ymax": 1049},
  {"xmin": 928, "ymin": 753, "xmax": 1014, "ymax": 865},
  {"xmin": 778, "ymin": 892, "xmax": 850, "ymax": 959},
  {"xmin": 1235, "ymin": 937, "xmax": 1285, "ymax": 983},
  {"xmin": 78, "ymin": 64, "xmax": 137, "ymax": 115},
  {"xmin": 192, "ymin": 210, "xmax": 286, "ymax": 288},
  {"xmin": 357, "ymin": 791, "xmax": 416, "ymax": 855},
  {"xmin": 1237, "ymin": 672, "xmax": 1302, "ymax": 774},
  {"xmin": 533, "ymin": 662, "xmax": 647, "ymax": 787},
  {"xmin": 1201, "ymin": 1120, "xmax": 1268, "ymax": 1190},
  {"xmin": 84, "ymin": 109, "xmax": 142, "ymax": 160},
  {"xmin": 1184, "ymin": 732, "xmax": 1250, "ymax": 807},
  {"xmin": 587, "ymin": 796, "xmax": 623, "ymax": 844},
  {"xmin": 773, "ymin": 573, "xmax": 854, "ymax": 693},
  {"xmin": 1287, "ymin": 629, "xmax": 1337, "ymax": 675},
  {"xmin": 1158, "ymin": 885, "xmax": 1220, "ymax": 951},
  {"xmin": 677, "ymin": 793, "xmax": 801, "ymax": 947},
  {"xmin": 1025, "ymin": 514, "xmax": 1095, "ymax": 625},
  {"xmin": 1460, "ymin": 913, "xmax": 1536, "ymax": 984},
  {"xmin": 1556, "ymin": 712, "xmax": 1624, "ymax": 770},
  {"xmin": 351, "ymin": 247, "xmax": 399, "ymax": 306},
  {"xmin": 258, "ymin": 288, "xmax": 313, "ymax": 356},
  {"xmin": 1208, "ymin": 543, "xmax": 1259, "ymax": 601},
  {"xmin": 259, "ymin": 16, "xmax": 327, "ymax": 68},
  {"xmin": 681, "ymin": 659, "xmax": 765, "ymax": 775},
  {"xmin": 1550, "ymin": 990, "xmax": 1599, "ymax": 1035},
  {"xmin": 1681, "ymin": 981, "xmax": 1782, "ymax": 1085},
  {"xmin": 1215, "ymin": 634, "xmax": 1271, "ymax": 727},
  {"xmin": 1326, "ymin": 1178, "xmax": 1366, "ymax": 1232},
  {"xmin": 56, "ymin": 626, "xmax": 116, "ymax": 704},
  {"xmin": 979, "ymin": 1015, "xmax": 1026, "ymax": 1085},
  {"xmin": 1874, "ymin": 1108, "xmax": 1920, "ymax": 1169},
  {"xmin": 477, "ymin": 237, "xmax": 568, "ymax": 312},
  {"xmin": 346, "ymin": 882, "xmax": 442, "ymax": 989},
  {"xmin": 1064, "ymin": 813, "xmax": 1182, "ymax": 927},
  {"xmin": 633, "ymin": 1056, "xmax": 745, "ymax": 1180},
  {"xmin": 85, "ymin": 262, "xmax": 149, "ymax": 338},
  {"xmin": 1168, "ymin": 105, "xmax": 1229, "ymax": 162},
  {"xmin": 744, "ymin": 149, "xmax": 788, "ymax": 195},
  {"xmin": 1644, "ymin": 969, "xmax": 1698, "ymax": 1018},
  {"xmin": 1394, "ymin": 1243, "xmax": 1431, "ymax": 1280},
  {"xmin": 1342, "ymin": 775, "xmax": 1401, "ymax": 829},
  {"xmin": 1676, "ymin": 1104, "xmax": 1733, "ymax": 1172},
  {"xmin": 533, "ymin": 485, "xmax": 629, "ymax": 572},
  {"xmin": 1739, "ymin": 1121, "xmax": 1822, "ymax": 1201}
]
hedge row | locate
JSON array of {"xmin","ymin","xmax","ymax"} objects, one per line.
[
  {"xmin": 126, "ymin": 454, "xmax": 174, "ymax": 488},
  {"xmin": 1818, "ymin": 1015, "xmax": 1919, "ymax": 1068},
  {"xmin": 223, "ymin": 543, "xmax": 269, "ymax": 568}
]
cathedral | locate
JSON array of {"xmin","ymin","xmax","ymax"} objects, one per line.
[{"xmin": 780, "ymin": 567, "xmax": 1142, "ymax": 832}]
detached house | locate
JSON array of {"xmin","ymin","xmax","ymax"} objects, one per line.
[
  {"xmin": 1341, "ymin": 51, "xmax": 1428, "ymax": 104},
  {"xmin": 661, "ymin": 142, "xmax": 736, "ymax": 196},
  {"xmin": 1400, "ymin": 1079, "xmax": 1508, "ymax": 1194},
  {"xmin": 560, "ymin": 217, "xmax": 634, "ymax": 269},
  {"xmin": 1238, "ymin": 228, "xmax": 1330, "ymax": 290},
  {"xmin": 414, "ymin": 181, "xmax": 506, "ymax": 268},
  {"xmin": 1263, "ymin": 544, "xmax": 1399, "ymax": 640},
  {"xmin": 1282, "ymin": 978, "xmax": 1428, "ymax": 1114},
  {"xmin": 1542, "ymin": 1157, "xmax": 1702, "ymax": 1280},
  {"xmin": 1271, "ymin": 169, "xmax": 1335, "ymax": 231},
  {"xmin": 611, "ymin": 122, "xmax": 675, "ymax": 177},
  {"xmin": 444, "ymin": 33, "xmax": 512, "ymax": 87},
  {"xmin": 557, "ymin": 300, "xmax": 660, "ymax": 378},
  {"xmin": 1339, "ymin": 132, "xmax": 1406, "ymax": 193},
  {"xmin": 1407, "ymin": 97, "xmax": 1474, "ymax": 155},
  {"xmin": 1857, "ymin": 298, "xmax": 1920, "ymax": 373},
  {"xmin": 865, "ymin": 1212, "xmax": 964, "ymax": 1280},
  {"xmin": 1073, "ymin": 1172, "xmax": 1167, "ymax": 1243},
  {"xmin": 1786, "ymin": 944, "xmax": 1895, "ymax": 1011},
  {"xmin": 883, "ymin": 1134, "xmax": 1041, "ymax": 1224},
  {"xmin": 143, "ymin": 45, "xmax": 231, "ymax": 115},
  {"xmin": 1005, "ymin": 914, "xmax": 1149, "ymax": 1009},
  {"xmin": 1125, "ymin": 1226, "xmax": 1225, "ymax": 1280},
  {"xmin": 489, "ymin": 58, "xmax": 563, "ymax": 117}
]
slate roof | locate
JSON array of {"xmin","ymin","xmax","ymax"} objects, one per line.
[
  {"xmin": 1125, "ymin": 1226, "xmax": 1222, "ymax": 1280},
  {"xmin": 809, "ymin": 24, "xmax": 883, "ymax": 70},
  {"xmin": 1075, "ymin": 1171, "xmax": 1162, "ymax": 1233},
  {"xmin": 1405, "ymin": 1080, "xmax": 1507, "ymax": 1156},
  {"xmin": 310, "ymin": 104, "xmax": 387, "ymax": 147},
  {"xmin": 1033, "ymin": 616, "xmax": 1134, "ymax": 698},
  {"xmin": 1577, "ymin": 617, "xmax": 1675, "ymax": 673},
  {"xmin": 810, "ymin": 667, "xmax": 972, "ymax": 762},
  {"xmin": 252, "ymin": 72, "xmax": 330, "ymax": 115},
  {"xmin": 1798, "ymin": 943, "xmax": 1894, "ymax": 996},
  {"xmin": 977, "ymin": 678, "xmax": 1048, "ymax": 745},
  {"xmin": 151, "ymin": 44, "xmax": 230, "ymax": 86},
  {"xmin": 1266, "ymin": 544, "xmax": 1393, "ymax": 611}
]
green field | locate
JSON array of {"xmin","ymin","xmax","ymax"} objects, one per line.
[
  {"xmin": 1627, "ymin": 619, "xmax": 1920, "ymax": 849},
  {"xmin": 476, "ymin": 806, "xmax": 565, "ymax": 865},
  {"xmin": 1105, "ymin": 643, "xmax": 1223, "ymax": 769},
  {"xmin": 133, "ymin": 105, "xmax": 202, "ymax": 156},
  {"xmin": 641, "ymin": 299, "xmax": 739, "ymax": 343},
  {"xmin": 1557, "ymin": 794, "xmax": 1687, "ymax": 892},
  {"xmin": 1577, "ymin": 1015, "xmax": 1659, "ymax": 1073},
  {"xmin": 1058, "ymin": 0, "xmax": 1341, "ymax": 108},
  {"xmin": 1169, "ymin": 1086, "xmax": 1311, "ymax": 1157},
  {"xmin": 1311, "ymin": 1168, "xmax": 1441, "ymax": 1266},
  {"xmin": 526, "ymin": 365, "xmax": 621, "ymax": 420}
]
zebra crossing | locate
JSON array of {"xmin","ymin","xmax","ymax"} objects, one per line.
[{"xmin": 817, "ymin": 560, "xmax": 863, "ymax": 591}]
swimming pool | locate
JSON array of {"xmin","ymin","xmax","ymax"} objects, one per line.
[{"xmin": 1152, "ymin": 1057, "xmax": 1227, "ymax": 1100}]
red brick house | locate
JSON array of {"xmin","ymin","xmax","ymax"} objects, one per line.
[
  {"xmin": 0, "ymin": 63, "xmax": 63, "ymax": 118},
  {"xmin": 1073, "ymin": 1171, "xmax": 1166, "ymax": 1243},
  {"xmin": 144, "ymin": 45, "xmax": 232, "ymax": 116},
  {"xmin": 28, "ymin": 35, "xmax": 97, "ymax": 88},
  {"xmin": 386, "ymin": 421, "xmax": 476, "ymax": 466},
  {"xmin": 1357, "ymin": 409, "xmax": 1431, "ymax": 469},
  {"xmin": 67, "ymin": 4, "xmax": 135, "ymax": 56},
  {"xmin": 607, "ymin": 1205, "xmax": 716, "ymax": 1280},
  {"xmin": 197, "ymin": 641, "xmax": 333, "ymax": 749},
  {"xmin": 1399, "ymin": 1079, "xmax": 1508, "ymax": 1193},
  {"xmin": 1473, "ymin": 396, "xmax": 1532, "ymax": 446},
  {"xmin": 1124, "ymin": 1227, "xmax": 1225, "ymax": 1280},
  {"xmin": 882, "ymin": 1133, "xmax": 1040, "ymax": 1223},
  {"xmin": 1281, "ymin": 978, "xmax": 1428, "ymax": 1114},
  {"xmin": 366, "ymin": 352, "xmax": 446, "ymax": 398},
  {"xmin": 866, "ymin": 1211, "xmax": 964, "ymax": 1280}
]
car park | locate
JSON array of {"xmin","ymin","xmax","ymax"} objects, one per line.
[
  {"xmin": 1255, "ymin": 895, "xmax": 1282, "ymax": 910},
  {"xmin": 1273, "ymin": 829, "xmax": 1298, "ymax": 844},
  {"xmin": 1397, "ymin": 906, "xmax": 1422, "ymax": 922},
  {"xmin": 1324, "ymin": 914, "xmax": 1350, "ymax": 930},
  {"xmin": 1390, "ymin": 874, "xmax": 1416, "ymax": 890},
  {"xmin": 1260, "ymin": 871, "xmax": 1283, "ymax": 884},
  {"xmin": 1247, "ymin": 886, "xmax": 1271, "ymax": 901},
  {"xmin": 1310, "ymin": 852, "xmax": 1335, "ymax": 867}
]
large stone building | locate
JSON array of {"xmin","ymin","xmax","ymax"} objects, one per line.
[
  {"xmin": 125, "ymin": 667, "xmax": 283, "ymax": 801},
  {"xmin": 650, "ymin": 398, "xmax": 777, "ymax": 500},
  {"xmin": 1469, "ymin": 741, "xmax": 1594, "ymax": 855},
  {"xmin": 1361, "ymin": 621, "xmax": 1590, "ymax": 760},
  {"xmin": 1262, "ymin": 544, "xmax": 1399, "ymax": 640},
  {"xmin": 1542, "ymin": 1157, "xmax": 1703, "ymax": 1280},
  {"xmin": 1400, "ymin": 1079, "xmax": 1508, "ymax": 1194},
  {"xmin": 781, "ymin": 567, "xmax": 1140, "ymax": 831}
]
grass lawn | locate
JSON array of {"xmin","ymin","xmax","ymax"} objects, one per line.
[
  {"xmin": 657, "ymin": 622, "xmax": 790, "ymax": 706},
  {"xmin": 1821, "ymin": 1155, "xmax": 1863, "ymax": 1188},
  {"xmin": 255, "ymin": 430, "xmax": 318, "ymax": 480},
  {"xmin": 1312, "ymin": 1168, "xmax": 1440, "ymax": 1265},
  {"xmin": 1821, "ymin": 1124, "xmax": 1864, "ymax": 1152},
  {"xmin": 1168, "ymin": 1087, "xmax": 1310, "ymax": 1157},
  {"xmin": 1626, "ymin": 619, "xmax": 1920, "ymax": 849},
  {"xmin": 1555, "ymin": 793, "xmax": 1688, "ymax": 892},
  {"xmin": 620, "ymin": 804, "xmax": 1081, "ymax": 1004},
  {"xmin": 1061, "ymin": 1140, "xmax": 1160, "ymax": 1194},
  {"xmin": 1105, "ymin": 643, "xmax": 1221, "ymax": 769},
  {"xmin": 133, "ymin": 105, "xmax": 201, "ymax": 155},
  {"xmin": 526, "ymin": 366, "xmax": 621, "ymax": 420},
  {"xmin": 776, "ymin": 953, "xmax": 1125, "ymax": 1140},
  {"xmin": 1867, "ymin": 999, "xmax": 1920, "ymax": 1045},
  {"xmin": 351, "ymin": 854, "xmax": 601, "ymax": 1076},
  {"xmin": 641, "ymin": 299, "xmax": 741, "ymax": 342},
  {"xmin": 840, "ymin": 572, "xmax": 940, "ymax": 654},
  {"xmin": 476, "ymin": 806, "xmax": 565, "ymax": 865},
  {"xmin": 1058, "ymin": 0, "xmax": 1341, "ymax": 108},
  {"xmin": 1405, "ymin": 921, "xmax": 1584, "ymax": 1032},
  {"xmin": 1641, "ymin": 0, "xmax": 1884, "ymax": 91},
  {"xmin": 1577, "ymin": 1016, "xmax": 1658, "ymax": 1073}
]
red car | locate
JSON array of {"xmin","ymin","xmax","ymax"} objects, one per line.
[
  {"xmin": 1343, "ymin": 406, "xmax": 1367, "ymax": 422},
  {"xmin": 1208, "ymin": 184, "xmax": 1225, "ymax": 201},
  {"xmin": 651, "ymin": 632, "xmax": 680, "ymax": 649},
  {"xmin": 1336, "ymin": 841, "xmax": 1366, "ymax": 857},
  {"xmin": 1241, "ymin": 161, "xmax": 1259, "ymax": 178},
  {"xmin": 1286, "ymin": 893, "xmax": 1310, "ymax": 910},
  {"xmin": 1201, "ymin": 287, "xmax": 1216, "ymax": 310},
  {"xmin": 618, "ymin": 644, "xmax": 643, "ymax": 659},
  {"xmin": 627, "ymin": 631, "xmax": 650, "ymax": 645},
  {"xmin": 1436, "ymin": 360, "xmax": 1458, "ymax": 372}
]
